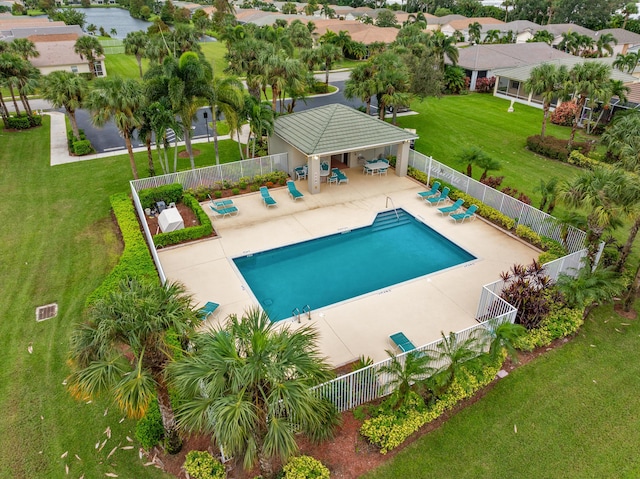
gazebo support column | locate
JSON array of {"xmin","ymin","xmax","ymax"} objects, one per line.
[
  {"xmin": 395, "ymin": 142, "xmax": 410, "ymax": 177},
  {"xmin": 307, "ymin": 155, "xmax": 321, "ymax": 194}
]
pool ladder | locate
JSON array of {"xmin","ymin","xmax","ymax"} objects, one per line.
[
  {"xmin": 292, "ymin": 305, "xmax": 312, "ymax": 323},
  {"xmin": 385, "ymin": 196, "xmax": 399, "ymax": 221}
]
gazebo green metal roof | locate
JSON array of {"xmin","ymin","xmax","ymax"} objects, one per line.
[{"xmin": 273, "ymin": 103, "xmax": 419, "ymax": 156}]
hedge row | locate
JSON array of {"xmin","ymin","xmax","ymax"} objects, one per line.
[
  {"xmin": 8, "ymin": 114, "xmax": 41, "ymax": 130},
  {"xmin": 139, "ymin": 183, "xmax": 184, "ymax": 210},
  {"xmin": 360, "ymin": 354, "xmax": 504, "ymax": 454},
  {"xmin": 153, "ymin": 193, "xmax": 213, "ymax": 248},
  {"xmin": 513, "ymin": 306, "xmax": 583, "ymax": 351},
  {"xmin": 526, "ymin": 135, "xmax": 591, "ymax": 162},
  {"xmin": 85, "ymin": 193, "xmax": 158, "ymax": 305}
]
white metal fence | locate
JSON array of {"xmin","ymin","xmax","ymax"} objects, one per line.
[
  {"xmin": 130, "ymin": 153, "xmax": 289, "ymax": 192},
  {"xmin": 408, "ymin": 150, "xmax": 587, "ymax": 254}
]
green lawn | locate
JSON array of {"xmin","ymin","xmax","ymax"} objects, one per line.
[
  {"xmin": 200, "ymin": 41, "xmax": 229, "ymax": 77},
  {"xmin": 104, "ymin": 53, "xmax": 150, "ymax": 80},
  {"xmin": 364, "ymin": 304, "xmax": 640, "ymax": 478},
  {"xmin": 0, "ymin": 119, "xmax": 240, "ymax": 478},
  {"xmin": 398, "ymin": 94, "xmax": 585, "ymax": 207}
]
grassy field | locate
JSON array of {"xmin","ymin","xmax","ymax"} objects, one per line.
[
  {"xmin": 398, "ymin": 94, "xmax": 585, "ymax": 207},
  {"xmin": 104, "ymin": 53, "xmax": 150, "ymax": 80},
  {"xmin": 200, "ymin": 41, "xmax": 229, "ymax": 77},
  {"xmin": 364, "ymin": 304, "xmax": 640, "ymax": 478},
  {"xmin": 0, "ymin": 119, "xmax": 242, "ymax": 478}
]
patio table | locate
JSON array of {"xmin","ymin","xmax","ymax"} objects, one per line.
[{"xmin": 364, "ymin": 161, "xmax": 389, "ymax": 175}]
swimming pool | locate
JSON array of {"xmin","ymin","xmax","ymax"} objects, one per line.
[{"xmin": 233, "ymin": 209, "xmax": 476, "ymax": 321}]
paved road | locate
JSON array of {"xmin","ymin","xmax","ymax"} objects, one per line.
[{"xmin": 8, "ymin": 71, "xmax": 387, "ymax": 153}]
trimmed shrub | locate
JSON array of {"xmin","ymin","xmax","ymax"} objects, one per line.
[
  {"xmin": 513, "ymin": 306, "xmax": 583, "ymax": 351},
  {"xmin": 153, "ymin": 194, "xmax": 213, "ymax": 248},
  {"xmin": 448, "ymin": 190, "xmax": 516, "ymax": 230},
  {"xmin": 550, "ymin": 101, "xmax": 578, "ymax": 126},
  {"xmin": 135, "ymin": 400, "xmax": 164, "ymax": 450},
  {"xmin": 29, "ymin": 115, "xmax": 42, "ymax": 127},
  {"xmin": 85, "ymin": 193, "xmax": 158, "ymax": 305},
  {"xmin": 515, "ymin": 224, "xmax": 543, "ymax": 248},
  {"xmin": 567, "ymin": 150, "xmax": 602, "ymax": 169},
  {"xmin": 138, "ymin": 183, "xmax": 184, "ymax": 210},
  {"xmin": 526, "ymin": 135, "xmax": 592, "ymax": 162},
  {"xmin": 183, "ymin": 451, "xmax": 226, "ymax": 479},
  {"xmin": 73, "ymin": 139, "xmax": 92, "ymax": 156},
  {"xmin": 539, "ymin": 237, "xmax": 567, "ymax": 264},
  {"xmin": 7, "ymin": 115, "xmax": 31, "ymax": 130},
  {"xmin": 283, "ymin": 456, "xmax": 330, "ymax": 479},
  {"xmin": 474, "ymin": 76, "xmax": 496, "ymax": 93}
]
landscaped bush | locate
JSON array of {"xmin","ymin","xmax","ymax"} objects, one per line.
[
  {"xmin": 184, "ymin": 171, "xmax": 288, "ymax": 201},
  {"xmin": 515, "ymin": 224, "xmax": 543, "ymax": 248},
  {"xmin": 513, "ymin": 306, "xmax": 583, "ymax": 351},
  {"xmin": 567, "ymin": 150, "xmax": 603, "ymax": 169},
  {"xmin": 538, "ymin": 237, "xmax": 568, "ymax": 264},
  {"xmin": 448, "ymin": 190, "xmax": 516, "ymax": 230},
  {"xmin": 183, "ymin": 451, "xmax": 226, "ymax": 479},
  {"xmin": 85, "ymin": 193, "xmax": 158, "ymax": 305},
  {"xmin": 29, "ymin": 115, "xmax": 42, "ymax": 127},
  {"xmin": 135, "ymin": 399, "xmax": 164, "ymax": 450},
  {"xmin": 526, "ymin": 135, "xmax": 592, "ymax": 162},
  {"xmin": 73, "ymin": 139, "xmax": 92, "ymax": 156},
  {"xmin": 474, "ymin": 76, "xmax": 496, "ymax": 93},
  {"xmin": 153, "ymin": 193, "xmax": 213, "ymax": 248},
  {"xmin": 360, "ymin": 354, "xmax": 504, "ymax": 454},
  {"xmin": 550, "ymin": 101, "xmax": 578, "ymax": 126},
  {"xmin": 7, "ymin": 115, "xmax": 31, "ymax": 130},
  {"xmin": 282, "ymin": 455, "xmax": 330, "ymax": 479},
  {"xmin": 138, "ymin": 183, "xmax": 184, "ymax": 210}
]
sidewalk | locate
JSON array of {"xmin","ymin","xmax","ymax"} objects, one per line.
[{"xmin": 47, "ymin": 112, "xmax": 251, "ymax": 167}]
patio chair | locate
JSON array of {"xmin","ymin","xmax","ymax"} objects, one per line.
[
  {"xmin": 389, "ymin": 331, "xmax": 416, "ymax": 353},
  {"xmin": 333, "ymin": 168, "xmax": 349, "ymax": 184},
  {"xmin": 438, "ymin": 198, "xmax": 464, "ymax": 216},
  {"xmin": 286, "ymin": 180, "xmax": 304, "ymax": 200},
  {"xmin": 199, "ymin": 301, "xmax": 220, "ymax": 321},
  {"xmin": 417, "ymin": 181, "xmax": 441, "ymax": 198},
  {"xmin": 259, "ymin": 186, "xmax": 277, "ymax": 208},
  {"xmin": 327, "ymin": 172, "xmax": 338, "ymax": 186},
  {"xmin": 450, "ymin": 204, "xmax": 478, "ymax": 223},
  {"xmin": 294, "ymin": 166, "xmax": 307, "ymax": 181},
  {"xmin": 425, "ymin": 187, "xmax": 450, "ymax": 206},
  {"xmin": 210, "ymin": 203, "xmax": 239, "ymax": 218}
]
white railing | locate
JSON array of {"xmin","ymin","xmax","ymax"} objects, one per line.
[
  {"xmin": 542, "ymin": 249, "xmax": 588, "ymax": 281},
  {"xmin": 130, "ymin": 183, "xmax": 167, "ymax": 283},
  {"xmin": 408, "ymin": 150, "xmax": 587, "ymax": 254},
  {"xmin": 130, "ymin": 153, "xmax": 289, "ymax": 192}
]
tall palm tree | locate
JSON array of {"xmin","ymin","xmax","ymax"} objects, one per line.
[
  {"xmin": 209, "ymin": 75, "xmax": 245, "ymax": 165},
  {"xmin": 67, "ymin": 279, "xmax": 197, "ymax": 453},
  {"xmin": 467, "ymin": 21, "xmax": 482, "ymax": 44},
  {"xmin": 559, "ymin": 167, "xmax": 629, "ymax": 262},
  {"xmin": 168, "ymin": 307, "xmax": 338, "ymax": 478},
  {"xmin": 74, "ymin": 35, "xmax": 104, "ymax": 78},
  {"xmin": 564, "ymin": 62, "xmax": 612, "ymax": 149},
  {"xmin": 244, "ymin": 95, "xmax": 274, "ymax": 158},
  {"xmin": 40, "ymin": 70, "xmax": 87, "ymax": 139},
  {"xmin": 0, "ymin": 52, "xmax": 24, "ymax": 115},
  {"xmin": 524, "ymin": 63, "xmax": 569, "ymax": 139},
  {"xmin": 344, "ymin": 62, "xmax": 379, "ymax": 115},
  {"xmin": 595, "ymin": 32, "xmax": 618, "ymax": 58},
  {"xmin": 429, "ymin": 31, "xmax": 459, "ymax": 71},
  {"xmin": 123, "ymin": 31, "xmax": 149, "ymax": 78},
  {"xmin": 622, "ymin": 2, "xmax": 638, "ymax": 29},
  {"xmin": 85, "ymin": 77, "xmax": 145, "ymax": 179},
  {"xmin": 9, "ymin": 38, "xmax": 39, "ymax": 61},
  {"xmin": 601, "ymin": 111, "xmax": 640, "ymax": 172},
  {"xmin": 316, "ymin": 42, "xmax": 343, "ymax": 86}
]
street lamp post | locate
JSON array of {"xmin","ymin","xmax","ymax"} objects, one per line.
[{"xmin": 203, "ymin": 111, "xmax": 210, "ymax": 142}]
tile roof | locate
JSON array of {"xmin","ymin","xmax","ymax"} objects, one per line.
[
  {"xmin": 455, "ymin": 42, "xmax": 575, "ymax": 70},
  {"xmin": 273, "ymin": 104, "xmax": 418, "ymax": 156},
  {"xmin": 492, "ymin": 57, "xmax": 638, "ymax": 83},
  {"xmin": 595, "ymin": 28, "xmax": 640, "ymax": 45},
  {"xmin": 445, "ymin": 17, "xmax": 504, "ymax": 30},
  {"xmin": 29, "ymin": 40, "xmax": 89, "ymax": 68}
]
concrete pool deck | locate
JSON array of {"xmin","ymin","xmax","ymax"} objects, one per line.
[{"xmin": 158, "ymin": 167, "xmax": 540, "ymax": 367}]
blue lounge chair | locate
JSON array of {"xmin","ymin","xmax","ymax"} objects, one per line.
[
  {"xmin": 332, "ymin": 168, "xmax": 349, "ymax": 184},
  {"xmin": 286, "ymin": 180, "xmax": 304, "ymax": 200},
  {"xmin": 438, "ymin": 198, "xmax": 464, "ymax": 216},
  {"xmin": 209, "ymin": 203, "xmax": 239, "ymax": 218},
  {"xmin": 389, "ymin": 332, "xmax": 416, "ymax": 353},
  {"xmin": 260, "ymin": 186, "xmax": 277, "ymax": 207},
  {"xmin": 450, "ymin": 204, "xmax": 478, "ymax": 223},
  {"xmin": 417, "ymin": 181, "xmax": 441, "ymax": 198},
  {"xmin": 199, "ymin": 301, "xmax": 220, "ymax": 320},
  {"xmin": 425, "ymin": 186, "xmax": 450, "ymax": 205}
]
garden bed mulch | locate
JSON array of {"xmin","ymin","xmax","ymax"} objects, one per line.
[
  {"xmin": 145, "ymin": 203, "xmax": 201, "ymax": 237},
  {"xmin": 152, "ymin": 336, "xmax": 580, "ymax": 479}
]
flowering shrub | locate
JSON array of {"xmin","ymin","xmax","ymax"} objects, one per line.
[
  {"xmin": 513, "ymin": 306, "xmax": 583, "ymax": 351},
  {"xmin": 550, "ymin": 102, "xmax": 578, "ymax": 126},
  {"xmin": 474, "ymin": 76, "xmax": 496, "ymax": 93},
  {"xmin": 283, "ymin": 456, "xmax": 330, "ymax": 479},
  {"xmin": 183, "ymin": 451, "xmax": 226, "ymax": 479}
]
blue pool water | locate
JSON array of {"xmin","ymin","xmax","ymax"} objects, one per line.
[{"xmin": 233, "ymin": 209, "xmax": 476, "ymax": 321}]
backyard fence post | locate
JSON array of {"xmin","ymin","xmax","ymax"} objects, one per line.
[{"xmin": 426, "ymin": 156, "xmax": 432, "ymax": 186}]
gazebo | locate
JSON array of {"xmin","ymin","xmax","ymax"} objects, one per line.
[{"xmin": 268, "ymin": 103, "xmax": 419, "ymax": 194}]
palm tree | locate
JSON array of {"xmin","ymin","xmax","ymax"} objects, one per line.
[
  {"xmin": 558, "ymin": 31, "xmax": 580, "ymax": 55},
  {"xmin": 524, "ymin": 63, "xmax": 569, "ymax": 139},
  {"xmin": 9, "ymin": 38, "xmax": 39, "ymax": 61},
  {"xmin": 40, "ymin": 71, "xmax": 87, "ymax": 139},
  {"xmin": 556, "ymin": 260, "xmax": 624, "ymax": 310},
  {"xmin": 484, "ymin": 29, "xmax": 501, "ymax": 44},
  {"xmin": 601, "ymin": 111, "xmax": 640, "ymax": 172},
  {"xmin": 378, "ymin": 349, "xmax": 436, "ymax": 408},
  {"xmin": 209, "ymin": 75, "xmax": 245, "ymax": 165},
  {"xmin": 534, "ymin": 177, "xmax": 559, "ymax": 214},
  {"xmin": 74, "ymin": 35, "xmax": 104, "ymax": 78},
  {"xmin": 564, "ymin": 62, "xmax": 612, "ymax": 149},
  {"xmin": 432, "ymin": 331, "xmax": 481, "ymax": 394},
  {"xmin": 168, "ymin": 307, "xmax": 338, "ymax": 478},
  {"xmin": 485, "ymin": 320, "xmax": 526, "ymax": 363},
  {"xmin": 123, "ymin": 31, "xmax": 149, "ymax": 78},
  {"xmin": 622, "ymin": 2, "xmax": 638, "ymax": 29},
  {"xmin": 476, "ymin": 154, "xmax": 501, "ymax": 181},
  {"xmin": 456, "ymin": 146, "xmax": 489, "ymax": 177},
  {"xmin": 85, "ymin": 77, "xmax": 145, "ymax": 179},
  {"xmin": 316, "ymin": 42, "xmax": 343, "ymax": 86},
  {"xmin": 613, "ymin": 52, "xmax": 640, "ymax": 73},
  {"xmin": 344, "ymin": 62, "xmax": 379, "ymax": 115},
  {"xmin": 0, "ymin": 52, "xmax": 24, "ymax": 115},
  {"xmin": 144, "ymin": 101, "xmax": 180, "ymax": 175},
  {"xmin": 595, "ymin": 33, "xmax": 617, "ymax": 58},
  {"xmin": 467, "ymin": 21, "xmax": 482, "ymax": 44},
  {"xmin": 67, "ymin": 279, "xmax": 197, "ymax": 453},
  {"xmin": 559, "ymin": 167, "xmax": 629, "ymax": 262},
  {"xmin": 288, "ymin": 19, "xmax": 313, "ymax": 49},
  {"xmin": 528, "ymin": 29, "xmax": 554, "ymax": 45},
  {"xmin": 429, "ymin": 31, "xmax": 459, "ymax": 71}
]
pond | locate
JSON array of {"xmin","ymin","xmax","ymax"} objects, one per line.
[{"xmin": 75, "ymin": 7, "xmax": 151, "ymax": 39}]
